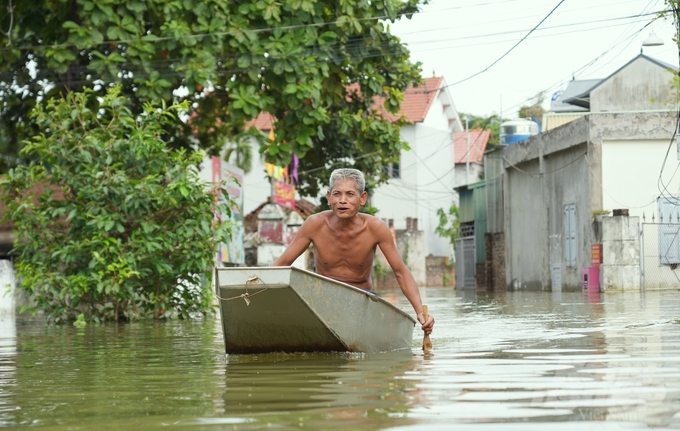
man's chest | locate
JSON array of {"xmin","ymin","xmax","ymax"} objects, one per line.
[{"xmin": 312, "ymin": 230, "xmax": 376, "ymax": 261}]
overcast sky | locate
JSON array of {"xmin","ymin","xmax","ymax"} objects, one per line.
[{"xmin": 390, "ymin": 0, "xmax": 679, "ymax": 120}]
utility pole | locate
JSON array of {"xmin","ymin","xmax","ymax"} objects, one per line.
[{"xmin": 465, "ymin": 116, "xmax": 470, "ymax": 185}]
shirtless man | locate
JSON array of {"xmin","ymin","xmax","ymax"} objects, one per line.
[{"xmin": 272, "ymin": 168, "xmax": 434, "ymax": 335}]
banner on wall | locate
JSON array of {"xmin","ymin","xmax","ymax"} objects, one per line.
[
  {"xmin": 266, "ymin": 127, "xmax": 298, "ymax": 209},
  {"xmin": 272, "ymin": 179, "xmax": 295, "ymax": 209},
  {"xmin": 212, "ymin": 156, "xmax": 245, "ymax": 264}
]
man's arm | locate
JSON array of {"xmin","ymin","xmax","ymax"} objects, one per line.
[
  {"xmin": 374, "ymin": 221, "xmax": 434, "ymax": 335},
  {"xmin": 272, "ymin": 216, "xmax": 316, "ymax": 266}
]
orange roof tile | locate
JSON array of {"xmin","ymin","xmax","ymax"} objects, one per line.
[
  {"xmin": 245, "ymin": 112, "xmax": 276, "ymax": 131},
  {"xmin": 246, "ymin": 77, "xmax": 445, "ymax": 130},
  {"xmin": 378, "ymin": 76, "xmax": 443, "ymax": 123},
  {"xmin": 453, "ymin": 128, "xmax": 491, "ymax": 164}
]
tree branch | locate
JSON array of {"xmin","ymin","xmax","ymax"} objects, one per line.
[{"xmin": 3, "ymin": 0, "xmax": 14, "ymax": 47}]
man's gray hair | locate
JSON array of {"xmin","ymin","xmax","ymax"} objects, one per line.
[{"xmin": 329, "ymin": 168, "xmax": 365, "ymax": 193}]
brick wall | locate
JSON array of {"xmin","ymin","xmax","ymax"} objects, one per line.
[
  {"xmin": 484, "ymin": 232, "xmax": 506, "ymax": 291},
  {"xmin": 426, "ymin": 255, "xmax": 455, "ymax": 287},
  {"xmin": 475, "ymin": 263, "xmax": 487, "ymax": 290}
]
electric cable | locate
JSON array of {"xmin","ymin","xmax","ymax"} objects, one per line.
[{"xmin": 427, "ymin": 0, "xmax": 567, "ymax": 92}]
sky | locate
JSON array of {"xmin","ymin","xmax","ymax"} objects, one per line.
[{"xmin": 389, "ymin": 0, "xmax": 679, "ymax": 119}]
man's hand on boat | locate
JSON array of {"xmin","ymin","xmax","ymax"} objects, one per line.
[{"xmin": 272, "ymin": 168, "xmax": 435, "ymax": 336}]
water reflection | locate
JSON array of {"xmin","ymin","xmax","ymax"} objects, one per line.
[
  {"xmin": 0, "ymin": 289, "xmax": 680, "ymax": 430},
  {"xmin": 213, "ymin": 351, "xmax": 424, "ymax": 428}
]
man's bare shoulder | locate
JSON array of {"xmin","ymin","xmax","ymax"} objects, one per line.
[
  {"xmin": 307, "ymin": 211, "xmax": 333, "ymax": 221},
  {"xmin": 359, "ymin": 213, "xmax": 387, "ymax": 226},
  {"xmin": 302, "ymin": 211, "xmax": 332, "ymax": 228},
  {"xmin": 359, "ymin": 213, "xmax": 391, "ymax": 234}
]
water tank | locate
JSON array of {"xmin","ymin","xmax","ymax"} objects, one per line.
[{"xmin": 500, "ymin": 119, "xmax": 539, "ymax": 145}]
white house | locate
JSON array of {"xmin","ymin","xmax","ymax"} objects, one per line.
[
  {"xmin": 370, "ymin": 76, "xmax": 464, "ymax": 258},
  {"xmin": 228, "ymin": 76, "xmax": 464, "ymax": 260}
]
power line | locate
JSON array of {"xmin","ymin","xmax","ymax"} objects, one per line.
[
  {"xmin": 402, "ymin": 11, "xmax": 660, "ymax": 44},
  {"xmin": 429, "ymin": 0, "xmax": 567, "ymax": 92}
]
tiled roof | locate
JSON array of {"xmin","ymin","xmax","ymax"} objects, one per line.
[
  {"xmin": 246, "ymin": 76, "xmax": 445, "ymax": 130},
  {"xmin": 453, "ymin": 128, "xmax": 491, "ymax": 164},
  {"xmin": 376, "ymin": 76, "xmax": 444, "ymax": 123},
  {"xmin": 245, "ymin": 112, "xmax": 276, "ymax": 131}
]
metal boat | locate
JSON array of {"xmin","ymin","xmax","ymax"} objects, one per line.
[{"xmin": 214, "ymin": 266, "xmax": 416, "ymax": 354}]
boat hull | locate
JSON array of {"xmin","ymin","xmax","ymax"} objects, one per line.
[{"xmin": 215, "ymin": 266, "xmax": 416, "ymax": 354}]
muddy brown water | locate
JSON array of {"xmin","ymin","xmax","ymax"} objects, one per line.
[{"xmin": 2, "ymin": 288, "xmax": 680, "ymax": 430}]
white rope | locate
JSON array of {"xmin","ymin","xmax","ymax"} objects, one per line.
[{"xmin": 215, "ymin": 275, "xmax": 269, "ymax": 306}]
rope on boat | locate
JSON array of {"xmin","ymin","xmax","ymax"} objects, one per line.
[{"xmin": 215, "ymin": 275, "xmax": 269, "ymax": 306}]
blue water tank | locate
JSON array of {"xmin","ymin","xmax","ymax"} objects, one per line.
[{"xmin": 500, "ymin": 119, "xmax": 539, "ymax": 145}]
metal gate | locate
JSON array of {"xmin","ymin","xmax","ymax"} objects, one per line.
[
  {"xmin": 455, "ymin": 237, "xmax": 476, "ymax": 289},
  {"xmin": 641, "ymin": 222, "xmax": 680, "ymax": 290}
]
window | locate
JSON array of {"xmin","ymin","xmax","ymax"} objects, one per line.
[
  {"xmin": 564, "ymin": 204, "xmax": 577, "ymax": 267},
  {"xmin": 382, "ymin": 158, "xmax": 401, "ymax": 179},
  {"xmin": 460, "ymin": 221, "xmax": 475, "ymax": 238}
]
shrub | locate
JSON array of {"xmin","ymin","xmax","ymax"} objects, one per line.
[{"xmin": 1, "ymin": 87, "xmax": 234, "ymax": 322}]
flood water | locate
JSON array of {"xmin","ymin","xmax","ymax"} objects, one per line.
[{"xmin": 2, "ymin": 287, "xmax": 680, "ymax": 430}]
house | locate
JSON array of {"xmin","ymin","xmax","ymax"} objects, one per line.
[
  {"xmin": 370, "ymin": 76, "xmax": 464, "ymax": 264},
  {"xmin": 232, "ymin": 77, "xmax": 464, "ymax": 280},
  {"xmin": 542, "ymin": 79, "xmax": 599, "ymax": 131},
  {"xmin": 453, "ymin": 128, "xmax": 491, "ymax": 186},
  {"xmin": 454, "ymin": 180, "xmax": 487, "ymax": 290},
  {"xmin": 450, "ymin": 128, "xmax": 492, "ymax": 290},
  {"xmin": 488, "ymin": 53, "xmax": 679, "ymax": 292}
]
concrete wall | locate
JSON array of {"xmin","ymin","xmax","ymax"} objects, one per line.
[
  {"xmin": 504, "ymin": 155, "xmax": 544, "ymax": 290},
  {"xmin": 256, "ymin": 203, "xmax": 308, "ymax": 268},
  {"xmin": 0, "ymin": 260, "xmax": 15, "ymax": 319},
  {"xmin": 397, "ymin": 222, "xmax": 426, "ymax": 286},
  {"xmin": 425, "ymin": 255, "xmax": 454, "ymax": 287},
  {"xmin": 502, "ymin": 121, "xmax": 592, "ymax": 291},
  {"xmin": 454, "ymin": 163, "xmax": 484, "ymax": 188},
  {"xmin": 373, "ymin": 221, "xmax": 427, "ymax": 287},
  {"xmin": 591, "ymin": 58, "xmax": 677, "ymax": 112},
  {"xmin": 500, "ymin": 112, "xmax": 676, "ymax": 292},
  {"xmin": 601, "ymin": 138, "xmax": 678, "ymax": 219},
  {"xmin": 600, "ymin": 215, "xmax": 640, "ymax": 291}
]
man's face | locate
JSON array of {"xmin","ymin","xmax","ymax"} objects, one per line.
[{"xmin": 327, "ymin": 178, "xmax": 368, "ymax": 219}]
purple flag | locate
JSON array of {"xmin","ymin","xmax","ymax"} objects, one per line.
[{"xmin": 291, "ymin": 153, "xmax": 299, "ymax": 184}]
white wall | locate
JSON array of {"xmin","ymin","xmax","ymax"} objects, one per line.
[
  {"xmin": 240, "ymin": 140, "xmax": 278, "ymax": 215},
  {"xmin": 601, "ymin": 139, "xmax": 677, "ymax": 219},
  {"xmin": 372, "ymin": 121, "xmax": 456, "ymax": 257},
  {"xmin": 454, "ymin": 163, "xmax": 484, "ymax": 187}
]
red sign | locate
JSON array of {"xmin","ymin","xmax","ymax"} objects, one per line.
[
  {"xmin": 591, "ymin": 243, "xmax": 602, "ymax": 267},
  {"xmin": 272, "ymin": 179, "xmax": 295, "ymax": 209}
]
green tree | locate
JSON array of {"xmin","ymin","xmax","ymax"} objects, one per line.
[
  {"xmin": 1, "ymin": 86, "xmax": 234, "ymax": 323},
  {"xmin": 0, "ymin": 0, "xmax": 426, "ymax": 196},
  {"xmin": 458, "ymin": 113, "xmax": 507, "ymax": 147},
  {"xmin": 518, "ymin": 104, "xmax": 546, "ymax": 123},
  {"xmin": 518, "ymin": 91, "xmax": 546, "ymax": 125},
  {"xmin": 434, "ymin": 203, "xmax": 460, "ymax": 249},
  {"xmin": 223, "ymin": 134, "xmax": 258, "ymax": 174}
]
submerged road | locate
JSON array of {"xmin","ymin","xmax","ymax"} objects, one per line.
[{"xmin": 1, "ymin": 287, "xmax": 680, "ymax": 430}]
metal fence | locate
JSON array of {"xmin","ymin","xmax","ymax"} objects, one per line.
[
  {"xmin": 455, "ymin": 236, "xmax": 476, "ymax": 290},
  {"xmin": 641, "ymin": 223, "xmax": 680, "ymax": 290}
]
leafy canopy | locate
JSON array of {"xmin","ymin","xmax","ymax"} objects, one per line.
[
  {"xmin": 434, "ymin": 203, "xmax": 460, "ymax": 248},
  {"xmin": 0, "ymin": 0, "xmax": 427, "ymax": 196},
  {"xmin": 458, "ymin": 112, "xmax": 508, "ymax": 148},
  {"xmin": 1, "ymin": 86, "xmax": 234, "ymax": 322}
]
